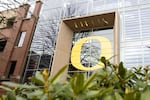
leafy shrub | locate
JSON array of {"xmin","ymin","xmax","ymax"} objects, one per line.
[{"xmin": 1, "ymin": 57, "xmax": 150, "ymax": 100}]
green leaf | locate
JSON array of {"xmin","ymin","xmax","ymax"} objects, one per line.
[
  {"xmin": 70, "ymin": 73, "xmax": 77, "ymax": 94},
  {"xmin": 40, "ymin": 94, "xmax": 48, "ymax": 100},
  {"xmin": 103, "ymin": 95, "xmax": 113, "ymax": 100},
  {"xmin": 98, "ymin": 87, "xmax": 114, "ymax": 97},
  {"xmin": 1, "ymin": 81, "xmax": 19, "ymax": 88},
  {"xmin": 50, "ymin": 65, "xmax": 68, "ymax": 83},
  {"xmin": 83, "ymin": 73, "xmax": 97, "ymax": 90},
  {"xmin": 114, "ymin": 92, "xmax": 123, "ymax": 100},
  {"xmin": 29, "ymin": 77, "xmax": 44, "ymax": 85},
  {"xmin": 2, "ymin": 81, "xmax": 38, "ymax": 90},
  {"xmin": 141, "ymin": 89, "xmax": 150, "ymax": 100},
  {"xmin": 35, "ymin": 71, "xmax": 45, "ymax": 83},
  {"xmin": 24, "ymin": 90, "xmax": 43, "ymax": 99},
  {"xmin": 86, "ymin": 90, "xmax": 101, "ymax": 98},
  {"xmin": 118, "ymin": 62, "xmax": 126, "ymax": 78},
  {"xmin": 0, "ymin": 95, "xmax": 8, "ymax": 100},
  {"xmin": 75, "ymin": 73, "xmax": 84, "ymax": 93},
  {"xmin": 53, "ymin": 84, "xmax": 69, "ymax": 95},
  {"xmin": 70, "ymin": 73, "xmax": 82, "ymax": 94},
  {"xmin": 7, "ymin": 92, "xmax": 16, "ymax": 100},
  {"xmin": 52, "ymin": 83, "xmax": 73, "ymax": 99},
  {"xmin": 0, "ymin": 86, "xmax": 12, "ymax": 92},
  {"xmin": 19, "ymin": 84, "xmax": 38, "ymax": 89},
  {"xmin": 16, "ymin": 96, "xmax": 26, "ymax": 100},
  {"xmin": 124, "ymin": 92, "xmax": 136, "ymax": 100},
  {"xmin": 136, "ymin": 80, "xmax": 147, "ymax": 88}
]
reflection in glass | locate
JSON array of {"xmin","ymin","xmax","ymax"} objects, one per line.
[
  {"xmin": 139, "ymin": 0, "xmax": 150, "ymax": 4},
  {"xmin": 27, "ymin": 54, "xmax": 40, "ymax": 69},
  {"xmin": 69, "ymin": 29, "xmax": 113, "ymax": 76},
  {"xmin": 92, "ymin": 0, "xmax": 118, "ymax": 13},
  {"xmin": 124, "ymin": 0, "xmax": 138, "ymax": 7},
  {"xmin": 23, "ymin": 70, "xmax": 34, "ymax": 83},
  {"xmin": 39, "ymin": 54, "xmax": 52, "ymax": 69}
]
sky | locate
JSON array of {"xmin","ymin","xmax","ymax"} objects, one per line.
[{"xmin": 0, "ymin": 0, "xmax": 34, "ymax": 11}]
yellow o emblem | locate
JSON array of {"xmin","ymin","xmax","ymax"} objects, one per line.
[{"xmin": 71, "ymin": 36, "xmax": 112, "ymax": 71}]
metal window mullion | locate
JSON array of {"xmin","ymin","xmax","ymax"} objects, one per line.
[
  {"xmin": 22, "ymin": 51, "xmax": 32, "ymax": 83},
  {"xmin": 36, "ymin": 54, "xmax": 42, "ymax": 70}
]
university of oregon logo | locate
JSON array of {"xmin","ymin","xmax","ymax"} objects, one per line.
[{"xmin": 71, "ymin": 36, "xmax": 112, "ymax": 71}]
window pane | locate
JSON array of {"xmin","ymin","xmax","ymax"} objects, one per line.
[
  {"xmin": 123, "ymin": 10, "xmax": 140, "ymax": 40},
  {"xmin": 92, "ymin": 0, "xmax": 118, "ymax": 13},
  {"xmin": 120, "ymin": 8, "xmax": 150, "ymax": 68},
  {"xmin": 92, "ymin": 0, "xmax": 105, "ymax": 12},
  {"xmin": 17, "ymin": 32, "xmax": 26, "ymax": 47},
  {"xmin": 124, "ymin": 0, "xmax": 138, "ymax": 7},
  {"xmin": 77, "ymin": 2, "xmax": 88, "ymax": 16},
  {"xmin": 141, "ymin": 8, "xmax": 150, "ymax": 38},
  {"xmin": 70, "ymin": 29, "xmax": 113, "ymax": 72},
  {"xmin": 105, "ymin": 0, "xmax": 118, "ymax": 9},
  {"xmin": 7, "ymin": 61, "xmax": 17, "ymax": 78},
  {"xmin": 27, "ymin": 55, "xmax": 40, "ymax": 69},
  {"xmin": 0, "ymin": 39, "xmax": 7, "ymax": 51},
  {"xmin": 139, "ymin": 0, "xmax": 150, "ymax": 4}
]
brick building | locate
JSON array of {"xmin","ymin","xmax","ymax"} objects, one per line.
[{"xmin": 0, "ymin": 0, "xmax": 42, "ymax": 84}]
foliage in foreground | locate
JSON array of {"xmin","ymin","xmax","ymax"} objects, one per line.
[{"xmin": 1, "ymin": 57, "xmax": 150, "ymax": 100}]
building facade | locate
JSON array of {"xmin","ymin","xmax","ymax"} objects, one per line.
[
  {"xmin": 0, "ymin": 0, "xmax": 42, "ymax": 83},
  {"xmin": 19, "ymin": 0, "xmax": 150, "ymax": 82}
]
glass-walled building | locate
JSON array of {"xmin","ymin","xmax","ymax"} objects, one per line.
[{"xmin": 22, "ymin": 0, "xmax": 150, "ymax": 82}]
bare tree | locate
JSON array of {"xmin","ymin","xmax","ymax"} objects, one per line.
[
  {"xmin": 30, "ymin": 2, "xmax": 79, "ymax": 55},
  {"xmin": 0, "ymin": 0, "xmax": 34, "ymax": 36}
]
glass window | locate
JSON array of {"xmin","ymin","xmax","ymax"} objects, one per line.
[
  {"xmin": 23, "ymin": 70, "xmax": 34, "ymax": 83},
  {"xmin": 143, "ymin": 47, "xmax": 150, "ymax": 65},
  {"xmin": 139, "ymin": 0, "xmax": 150, "ymax": 4},
  {"xmin": 6, "ymin": 61, "xmax": 17, "ymax": 78},
  {"xmin": 120, "ymin": 10, "xmax": 141, "ymax": 68},
  {"xmin": 63, "ymin": 3, "xmax": 77, "ymax": 18},
  {"xmin": 6, "ymin": 17, "xmax": 16, "ymax": 28},
  {"xmin": 0, "ymin": 16, "xmax": 16, "ymax": 28},
  {"xmin": 30, "ymin": 18, "xmax": 58, "ymax": 55},
  {"xmin": 0, "ymin": 39, "xmax": 7, "ymax": 52},
  {"xmin": 105, "ymin": 0, "xmax": 118, "ymax": 9},
  {"xmin": 123, "ymin": 10, "xmax": 140, "ymax": 41},
  {"xmin": 77, "ymin": 0, "xmax": 89, "ymax": 3},
  {"xmin": 16, "ymin": 31, "xmax": 26, "ymax": 47},
  {"xmin": 69, "ymin": 29, "xmax": 113, "ymax": 73},
  {"xmin": 26, "ymin": 2, "xmax": 35, "ymax": 18},
  {"xmin": 92, "ymin": 0, "xmax": 105, "ymax": 13},
  {"xmin": 43, "ymin": 0, "xmax": 63, "ymax": 9},
  {"xmin": 41, "ymin": 7, "xmax": 62, "ymax": 20},
  {"xmin": 39, "ymin": 54, "xmax": 52, "ymax": 69},
  {"xmin": 124, "ymin": 0, "xmax": 138, "ymax": 7},
  {"xmin": 27, "ymin": 54, "xmax": 40, "ymax": 69},
  {"xmin": 141, "ymin": 8, "xmax": 150, "ymax": 38},
  {"xmin": 92, "ymin": 0, "xmax": 118, "ymax": 13},
  {"xmin": 121, "ymin": 45, "xmax": 143, "ymax": 68},
  {"xmin": 120, "ymin": 8, "xmax": 150, "ymax": 68},
  {"xmin": 76, "ymin": 2, "xmax": 88, "ymax": 16},
  {"xmin": 64, "ymin": 0, "xmax": 77, "ymax": 4}
]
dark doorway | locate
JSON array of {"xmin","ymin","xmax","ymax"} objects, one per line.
[
  {"xmin": 7, "ymin": 61, "xmax": 17, "ymax": 78},
  {"xmin": 0, "ymin": 39, "xmax": 7, "ymax": 52}
]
